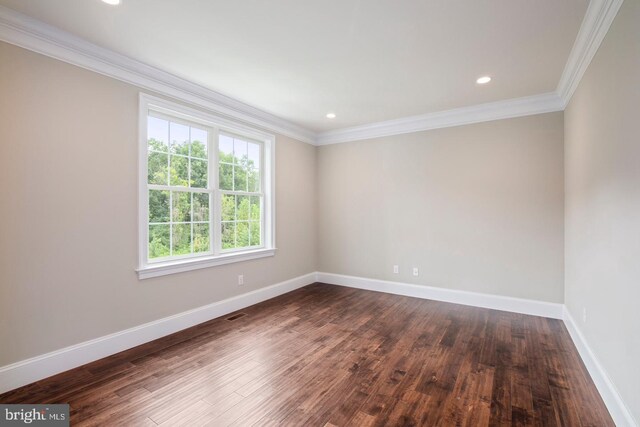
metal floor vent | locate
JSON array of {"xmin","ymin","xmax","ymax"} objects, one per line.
[{"xmin": 226, "ymin": 312, "xmax": 247, "ymax": 321}]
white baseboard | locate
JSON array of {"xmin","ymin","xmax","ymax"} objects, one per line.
[
  {"xmin": 316, "ymin": 272, "xmax": 639, "ymax": 425},
  {"xmin": 563, "ymin": 307, "xmax": 637, "ymax": 427},
  {"xmin": 0, "ymin": 272, "xmax": 316, "ymax": 395},
  {"xmin": 2, "ymin": 271, "xmax": 635, "ymax": 427},
  {"xmin": 314, "ymin": 272, "xmax": 635, "ymax": 426},
  {"xmin": 315, "ymin": 272, "xmax": 564, "ymax": 319}
]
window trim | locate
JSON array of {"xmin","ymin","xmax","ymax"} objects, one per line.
[{"xmin": 137, "ymin": 93, "xmax": 276, "ymax": 279}]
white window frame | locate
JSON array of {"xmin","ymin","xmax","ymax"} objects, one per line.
[{"xmin": 137, "ymin": 93, "xmax": 276, "ymax": 279}]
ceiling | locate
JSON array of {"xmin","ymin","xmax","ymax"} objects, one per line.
[{"xmin": 0, "ymin": 0, "xmax": 588, "ymax": 133}]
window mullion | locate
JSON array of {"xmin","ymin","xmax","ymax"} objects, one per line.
[
  {"xmin": 219, "ymin": 190, "xmax": 263, "ymax": 197},
  {"xmin": 148, "ymin": 184, "xmax": 209, "ymax": 193},
  {"xmin": 211, "ymin": 127, "xmax": 220, "ymax": 256},
  {"xmin": 260, "ymin": 141, "xmax": 266, "ymax": 248},
  {"xmin": 169, "ymin": 190, "xmax": 173, "ymax": 257}
]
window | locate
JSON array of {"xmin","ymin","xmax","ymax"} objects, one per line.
[
  {"xmin": 219, "ymin": 133, "xmax": 263, "ymax": 250},
  {"xmin": 138, "ymin": 94, "xmax": 275, "ymax": 279}
]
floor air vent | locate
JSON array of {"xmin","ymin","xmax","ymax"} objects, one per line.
[{"xmin": 226, "ymin": 312, "xmax": 247, "ymax": 321}]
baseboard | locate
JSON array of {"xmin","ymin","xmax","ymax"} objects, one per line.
[
  {"xmin": 563, "ymin": 307, "xmax": 637, "ymax": 427},
  {"xmin": 315, "ymin": 272, "xmax": 564, "ymax": 319},
  {"xmin": 316, "ymin": 272, "xmax": 639, "ymax": 425},
  {"xmin": 2, "ymin": 272, "xmax": 635, "ymax": 427},
  {"xmin": 0, "ymin": 272, "xmax": 316, "ymax": 395}
]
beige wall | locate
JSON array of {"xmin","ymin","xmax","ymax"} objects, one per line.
[
  {"xmin": 0, "ymin": 42, "xmax": 317, "ymax": 366},
  {"xmin": 318, "ymin": 113, "xmax": 565, "ymax": 303},
  {"xmin": 0, "ymin": 39, "xmax": 567, "ymax": 370},
  {"xmin": 2, "ymin": 4, "xmax": 638, "ymax": 420},
  {"xmin": 9, "ymin": 14, "xmax": 636, "ymax": 409},
  {"xmin": 564, "ymin": 0, "xmax": 640, "ymax": 422}
]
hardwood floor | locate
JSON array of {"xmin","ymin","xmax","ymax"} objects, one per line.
[{"xmin": 0, "ymin": 283, "xmax": 613, "ymax": 426}]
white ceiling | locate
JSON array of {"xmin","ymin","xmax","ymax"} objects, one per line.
[{"xmin": 0, "ymin": 0, "xmax": 588, "ymax": 133}]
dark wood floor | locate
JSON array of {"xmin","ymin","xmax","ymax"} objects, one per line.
[{"xmin": 0, "ymin": 283, "xmax": 612, "ymax": 426}]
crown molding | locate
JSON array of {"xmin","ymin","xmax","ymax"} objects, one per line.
[
  {"xmin": 0, "ymin": 1, "xmax": 622, "ymax": 147},
  {"xmin": 0, "ymin": 5, "xmax": 316, "ymax": 145},
  {"xmin": 556, "ymin": 0, "xmax": 624, "ymax": 107},
  {"xmin": 315, "ymin": 92, "xmax": 564, "ymax": 145}
]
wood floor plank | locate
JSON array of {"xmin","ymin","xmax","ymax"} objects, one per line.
[{"xmin": 0, "ymin": 283, "xmax": 614, "ymax": 426}]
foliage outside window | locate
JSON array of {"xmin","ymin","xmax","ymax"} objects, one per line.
[
  {"xmin": 138, "ymin": 94, "xmax": 275, "ymax": 278},
  {"xmin": 219, "ymin": 133, "xmax": 263, "ymax": 250},
  {"xmin": 147, "ymin": 116, "xmax": 212, "ymax": 259}
]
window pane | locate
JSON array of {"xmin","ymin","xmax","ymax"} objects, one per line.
[
  {"xmin": 149, "ymin": 190, "xmax": 169, "ymax": 223},
  {"xmin": 172, "ymin": 223, "xmax": 191, "ymax": 255},
  {"xmin": 146, "ymin": 108, "xmax": 270, "ymax": 264},
  {"xmin": 250, "ymin": 196, "xmax": 261, "ymax": 221},
  {"xmin": 149, "ymin": 224, "xmax": 170, "ymax": 259},
  {"xmin": 148, "ymin": 152, "xmax": 168, "ymax": 185},
  {"xmin": 237, "ymin": 221, "xmax": 250, "ymax": 247},
  {"xmin": 219, "ymin": 134, "xmax": 234, "ymax": 163},
  {"xmin": 190, "ymin": 158, "xmax": 208, "ymax": 188},
  {"xmin": 250, "ymin": 221, "xmax": 261, "ymax": 246},
  {"xmin": 193, "ymin": 193, "xmax": 209, "ymax": 222},
  {"xmin": 170, "ymin": 122, "xmax": 190, "ymax": 155},
  {"xmin": 193, "ymin": 223, "xmax": 210, "ymax": 253},
  {"xmin": 222, "ymin": 222, "xmax": 235, "ymax": 249},
  {"xmin": 219, "ymin": 163, "xmax": 233, "ymax": 191},
  {"xmin": 171, "ymin": 191, "xmax": 191, "ymax": 222},
  {"xmin": 237, "ymin": 196, "xmax": 249, "ymax": 220},
  {"xmin": 247, "ymin": 167, "xmax": 259, "ymax": 193},
  {"xmin": 233, "ymin": 138, "xmax": 247, "ymax": 165},
  {"xmin": 191, "ymin": 128, "xmax": 208, "ymax": 159},
  {"xmin": 222, "ymin": 194, "xmax": 235, "ymax": 221},
  {"xmin": 233, "ymin": 165, "xmax": 247, "ymax": 192},
  {"xmin": 170, "ymin": 155, "xmax": 189, "ymax": 186},
  {"xmin": 148, "ymin": 116, "xmax": 168, "ymax": 152},
  {"xmin": 248, "ymin": 142, "xmax": 260, "ymax": 170}
]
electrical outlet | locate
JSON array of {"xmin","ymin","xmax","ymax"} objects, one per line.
[
  {"xmin": 238, "ymin": 274, "xmax": 244, "ymax": 286},
  {"xmin": 413, "ymin": 267, "xmax": 419, "ymax": 276},
  {"xmin": 582, "ymin": 307, "xmax": 587, "ymax": 323},
  {"xmin": 393, "ymin": 265, "xmax": 399, "ymax": 274}
]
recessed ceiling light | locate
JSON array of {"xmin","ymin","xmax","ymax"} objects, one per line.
[
  {"xmin": 326, "ymin": 113, "xmax": 336, "ymax": 119},
  {"xmin": 476, "ymin": 76, "xmax": 492, "ymax": 84},
  {"xmin": 101, "ymin": 0, "xmax": 121, "ymax": 5}
]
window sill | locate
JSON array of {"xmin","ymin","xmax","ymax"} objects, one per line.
[{"xmin": 137, "ymin": 248, "xmax": 276, "ymax": 279}]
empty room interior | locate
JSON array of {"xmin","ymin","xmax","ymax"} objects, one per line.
[{"xmin": 0, "ymin": 0, "xmax": 638, "ymax": 426}]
